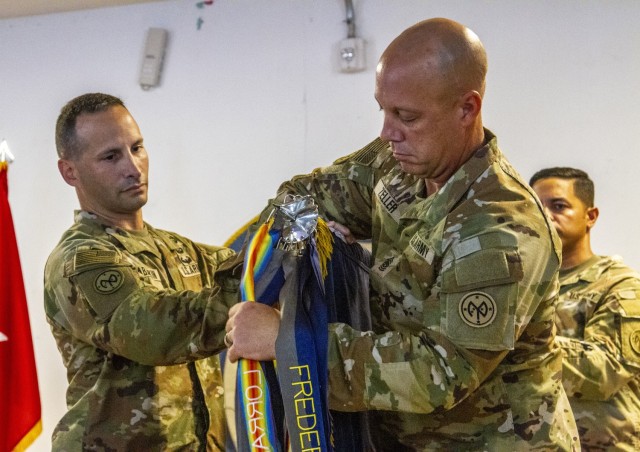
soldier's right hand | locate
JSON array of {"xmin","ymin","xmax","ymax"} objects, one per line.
[{"xmin": 225, "ymin": 301, "xmax": 280, "ymax": 362}]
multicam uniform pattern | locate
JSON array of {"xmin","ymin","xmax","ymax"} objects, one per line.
[
  {"xmin": 44, "ymin": 211, "xmax": 238, "ymax": 451},
  {"xmin": 557, "ymin": 255, "xmax": 640, "ymax": 451},
  {"xmin": 273, "ymin": 131, "xmax": 579, "ymax": 450}
]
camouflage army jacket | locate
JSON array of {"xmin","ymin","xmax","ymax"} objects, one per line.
[
  {"xmin": 557, "ymin": 255, "xmax": 640, "ymax": 451},
  {"xmin": 275, "ymin": 132, "xmax": 579, "ymax": 450},
  {"xmin": 44, "ymin": 211, "xmax": 239, "ymax": 451}
]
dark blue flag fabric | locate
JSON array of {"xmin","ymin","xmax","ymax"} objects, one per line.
[{"xmin": 229, "ymin": 208, "xmax": 373, "ymax": 451}]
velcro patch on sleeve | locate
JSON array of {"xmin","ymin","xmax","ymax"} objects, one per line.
[
  {"xmin": 64, "ymin": 248, "xmax": 121, "ymax": 277},
  {"xmin": 442, "ymin": 248, "xmax": 521, "ymax": 292},
  {"xmin": 333, "ymin": 138, "xmax": 388, "ymax": 166},
  {"xmin": 352, "ymin": 139, "xmax": 388, "ymax": 165},
  {"xmin": 455, "ymin": 249, "xmax": 510, "ymax": 287},
  {"xmin": 618, "ymin": 290, "xmax": 640, "ymax": 315}
]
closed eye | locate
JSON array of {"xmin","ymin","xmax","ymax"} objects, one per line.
[{"xmin": 397, "ymin": 109, "xmax": 418, "ymax": 123}]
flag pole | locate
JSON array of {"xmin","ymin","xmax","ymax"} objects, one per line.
[{"xmin": 0, "ymin": 139, "xmax": 15, "ymax": 165}]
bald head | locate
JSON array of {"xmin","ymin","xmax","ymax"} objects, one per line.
[
  {"xmin": 374, "ymin": 18, "xmax": 488, "ymax": 185},
  {"xmin": 379, "ymin": 18, "xmax": 487, "ymax": 100}
]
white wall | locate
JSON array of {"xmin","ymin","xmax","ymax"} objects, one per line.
[{"xmin": 1, "ymin": 1, "xmax": 638, "ymax": 449}]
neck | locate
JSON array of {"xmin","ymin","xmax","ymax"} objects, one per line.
[
  {"xmin": 111, "ymin": 216, "xmax": 145, "ymax": 231},
  {"xmin": 425, "ymin": 179, "xmax": 442, "ymax": 195},
  {"xmin": 561, "ymin": 238, "xmax": 594, "ymax": 271},
  {"xmin": 425, "ymin": 125, "xmax": 486, "ymax": 194},
  {"xmin": 82, "ymin": 208, "xmax": 144, "ymax": 231}
]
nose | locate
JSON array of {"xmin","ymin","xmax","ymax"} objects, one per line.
[
  {"xmin": 122, "ymin": 149, "xmax": 143, "ymax": 179},
  {"xmin": 379, "ymin": 114, "xmax": 401, "ymax": 142}
]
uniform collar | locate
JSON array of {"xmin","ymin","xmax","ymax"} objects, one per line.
[
  {"xmin": 74, "ymin": 210, "xmax": 162, "ymax": 257},
  {"xmin": 560, "ymin": 255, "xmax": 613, "ymax": 285}
]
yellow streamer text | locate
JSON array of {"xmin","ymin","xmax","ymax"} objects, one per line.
[{"xmin": 290, "ymin": 364, "xmax": 321, "ymax": 452}]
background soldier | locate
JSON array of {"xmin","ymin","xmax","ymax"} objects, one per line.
[
  {"xmin": 44, "ymin": 93, "xmax": 238, "ymax": 450},
  {"xmin": 226, "ymin": 18, "xmax": 579, "ymax": 450},
  {"xmin": 532, "ymin": 167, "xmax": 640, "ymax": 451}
]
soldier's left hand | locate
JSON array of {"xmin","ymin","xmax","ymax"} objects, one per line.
[{"xmin": 327, "ymin": 220, "xmax": 356, "ymax": 244}]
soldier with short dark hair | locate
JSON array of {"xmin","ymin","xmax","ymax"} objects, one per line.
[
  {"xmin": 225, "ymin": 18, "xmax": 579, "ymax": 450},
  {"xmin": 532, "ymin": 167, "xmax": 640, "ymax": 451},
  {"xmin": 45, "ymin": 93, "xmax": 238, "ymax": 450}
]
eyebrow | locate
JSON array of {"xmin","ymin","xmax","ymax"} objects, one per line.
[
  {"xmin": 97, "ymin": 147, "xmax": 120, "ymax": 157},
  {"xmin": 546, "ymin": 197, "xmax": 569, "ymax": 204}
]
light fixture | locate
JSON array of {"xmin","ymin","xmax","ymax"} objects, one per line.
[
  {"xmin": 338, "ymin": 0, "xmax": 366, "ymax": 73},
  {"xmin": 139, "ymin": 28, "xmax": 169, "ymax": 90}
]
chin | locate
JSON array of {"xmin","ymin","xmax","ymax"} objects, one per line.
[
  {"xmin": 128, "ymin": 197, "xmax": 148, "ymax": 210},
  {"xmin": 398, "ymin": 161, "xmax": 415, "ymax": 173},
  {"xmin": 398, "ymin": 163, "xmax": 425, "ymax": 178}
]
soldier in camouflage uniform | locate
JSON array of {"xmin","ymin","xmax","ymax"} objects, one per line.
[
  {"xmin": 226, "ymin": 19, "xmax": 579, "ymax": 450},
  {"xmin": 532, "ymin": 167, "xmax": 640, "ymax": 451},
  {"xmin": 44, "ymin": 93, "xmax": 239, "ymax": 451}
]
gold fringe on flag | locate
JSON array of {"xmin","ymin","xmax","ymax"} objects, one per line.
[{"xmin": 315, "ymin": 218, "xmax": 334, "ymax": 280}]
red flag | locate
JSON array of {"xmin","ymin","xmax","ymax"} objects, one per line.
[{"xmin": 0, "ymin": 162, "xmax": 42, "ymax": 451}]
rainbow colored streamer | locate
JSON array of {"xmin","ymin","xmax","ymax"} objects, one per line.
[
  {"xmin": 240, "ymin": 221, "xmax": 274, "ymax": 302},
  {"xmin": 237, "ymin": 221, "xmax": 280, "ymax": 451}
]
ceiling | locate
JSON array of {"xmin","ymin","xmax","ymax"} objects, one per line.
[{"xmin": 0, "ymin": 0, "xmax": 164, "ymax": 20}]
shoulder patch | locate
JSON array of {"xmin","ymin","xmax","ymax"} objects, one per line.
[
  {"xmin": 73, "ymin": 265, "xmax": 139, "ymax": 322},
  {"xmin": 442, "ymin": 281, "xmax": 517, "ymax": 351},
  {"xmin": 629, "ymin": 331, "xmax": 640, "ymax": 356},
  {"xmin": 621, "ymin": 316, "xmax": 640, "ymax": 367},
  {"xmin": 93, "ymin": 269, "xmax": 125, "ymax": 294},
  {"xmin": 459, "ymin": 292, "xmax": 497, "ymax": 327},
  {"xmin": 620, "ymin": 296, "xmax": 640, "ymax": 366}
]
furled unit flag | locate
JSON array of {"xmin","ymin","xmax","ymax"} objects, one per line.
[{"xmin": 0, "ymin": 162, "xmax": 42, "ymax": 451}]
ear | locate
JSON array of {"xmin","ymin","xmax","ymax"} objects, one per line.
[
  {"xmin": 459, "ymin": 90, "xmax": 482, "ymax": 125},
  {"xmin": 586, "ymin": 206, "xmax": 599, "ymax": 232},
  {"xmin": 58, "ymin": 159, "xmax": 79, "ymax": 187}
]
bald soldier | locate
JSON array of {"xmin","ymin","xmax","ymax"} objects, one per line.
[
  {"xmin": 226, "ymin": 18, "xmax": 579, "ymax": 450},
  {"xmin": 44, "ymin": 93, "xmax": 238, "ymax": 450},
  {"xmin": 531, "ymin": 167, "xmax": 640, "ymax": 451}
]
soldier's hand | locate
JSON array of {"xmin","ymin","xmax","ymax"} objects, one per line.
[
  {"xmin": 327, "ymin": 220, "xmax": 356, "ymax": 244},
  {"xmin": 225, "ymin": 302, "xmax": 280, "ymax": 362}
]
